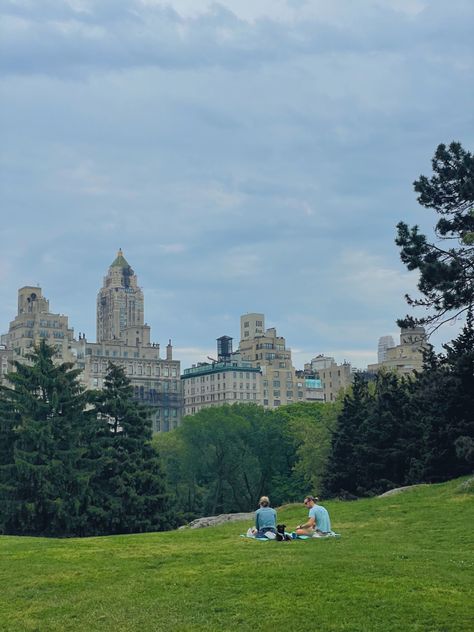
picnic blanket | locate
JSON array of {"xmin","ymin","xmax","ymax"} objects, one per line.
[{"xmin": 241, "ymin": 531, "xmax": 341, "ymax": 540}]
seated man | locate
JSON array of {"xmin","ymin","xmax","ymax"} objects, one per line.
[
  {"xmin": 295, "ymin": 495, "xmax": 331, "ymax": 537},
  {"xmin": 254, "ymin": 495, "xmax": 277, "ymax": 538}
]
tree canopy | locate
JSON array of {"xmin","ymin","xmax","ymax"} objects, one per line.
[
  {"xmin": 0, "ymin": 347, "xmax": 174, "ymax": 536},
  {"xmin": 396, "ymin": 141, "xmax": 474, "ymax": 332}
]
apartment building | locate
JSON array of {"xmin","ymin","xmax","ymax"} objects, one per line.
[
  {"xmin": 3, "ymin": 286, "xmax": 75, "ymax": 363},
  {"xmin": 74, "ymin": 250, "xmax": 182, "ymax": 431},
  {"xmin": 238, "ymin": 313, "xmax": 303, "ymax": 408},
  {"xmin": 2, "ymin": 251, "xmax": 183, "ymax": 432},
  {"xmin": 368, "ymin": 326, "xmax": 428, "ymax": 375}
]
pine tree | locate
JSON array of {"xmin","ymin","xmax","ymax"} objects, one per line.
[
  {"xmin": 0, "ymin": 340, "xmax": 92, "ymax": 536},
  {"xmin": 86, "ymin": 362, "xmax": 173, "ymax": 535},
  {"xmin": 358, "ymin": 372, "xmax": 414, "ymax": 494},
  {"xmin": 322, "ymin": 374, "xmax": 371, "ymax": 496},
  {"xmin": 416, "ymin": 310, "xmax": 474, "ymax": 481},
  {"xmin": 396, "ymin": 141, "xmax": 474, "ymax": 331}
]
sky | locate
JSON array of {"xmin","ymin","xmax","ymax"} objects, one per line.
[{"xmin": 1, "ymin": 0, "xmax": 473, "ymax": 371}]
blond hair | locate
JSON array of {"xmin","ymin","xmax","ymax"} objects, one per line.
[{"xmin": 259, "ymin": 496, "xmax": 270, "ymax": 507}]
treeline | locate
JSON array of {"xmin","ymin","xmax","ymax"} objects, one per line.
[
  {"xmin": 1, "ymin": 314, "xmax": 472, "ymax": 536},
  {"xmin": 155, "ymin": 400, "xmax": 340, "ymax": 521},
  {"xmin": 323, "ymin": 312, "xmax": 474, "ymax": 496},
  {"xmin": 0, "ymin": 341, "xmax": 173, "ymax": 537},
  {"xmin": 156, "ymin": 313, "xmax": 474, "ymax": 517}
]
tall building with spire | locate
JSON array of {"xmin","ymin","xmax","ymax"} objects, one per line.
[
  {"xmin": 69, "ymin": 250, "xmax": 183, "ymax": 431},
  {"xmin": 97, "ymin": 249, "xmax": 145, "ymax": 343},
  {"xmin": 2, "ymin": 252, "xmax": 182, "ymax": 431}
]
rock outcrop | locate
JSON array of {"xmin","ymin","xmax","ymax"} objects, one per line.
[
  {"xmin": 179, "ymin": 512, "xmax": 254, "ymax": 529},
  {"xmin": 378, "ymin": 484, "xmax": 428, "ymax": 498}
]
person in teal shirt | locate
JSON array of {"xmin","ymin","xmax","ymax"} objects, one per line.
[
  {"xmin": 254, "ymin": 496, "xmax": 277, "ymax": 538},
  {"xmin": 295, "ymin": 496, "xmax": 332, "ymax": 537}
]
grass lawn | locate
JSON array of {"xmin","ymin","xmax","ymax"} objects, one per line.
[{"xmin": 1, "ymin": 477, "xmax": 473, "ymax": 631}]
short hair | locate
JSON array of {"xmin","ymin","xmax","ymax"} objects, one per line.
[
  {"xmin": 259, "ymin": 496, "xmax": 270, "ymax": 507},
  {"xmin": 304, "ymin": 495, "xmax": 319, "ymax": 503}
]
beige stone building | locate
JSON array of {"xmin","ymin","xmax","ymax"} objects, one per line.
[
  {"xmin": 368, "ymin": 326, "xmax": 428, "ymax": 375},
  {"xmin": 96, "ymin": 249, "xmax": 145, "ymax": 343},
  {"xmin": 72, "ymin": 250, "xmax": 182, "ymax": 432},
  {"xmin": 303, "ymin": 354, "xmax": 353, "ymax": 402},
  {"xmin": 317, "ymin": 359, "xmax": 353, "ymax": 402},
  {"xmin": 237, "ymin": 313, "xmax": 304, "ymax": 408},
  {"xmin": 2, "ymin": 286, "xmax": 75, "ymax": 364},
  {"xmin": 0, "ymin": 345, "xmax": 11, "ymax": 386},
  {"xmin": 181, "ymin": 335, "xmax": 262, "ymax": 415},
  {"xmin": 2, "ymin": 252, "xmax": 183, "ymax": 432}
]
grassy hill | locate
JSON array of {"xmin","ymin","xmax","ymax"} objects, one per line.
[{"xmin": 1, "ymin": 477, "xmax": 473, "ymax": 631}]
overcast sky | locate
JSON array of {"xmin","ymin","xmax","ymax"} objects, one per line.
[{"xmin": 1, "ymin": 0, "xmax": 473, "ymax": 370}]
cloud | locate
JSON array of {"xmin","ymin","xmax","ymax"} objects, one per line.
[
  {"xmin": 0, "ymin": 0, "xmax": 472, "ymax": 372},
  {"xmin": 1, "ymin": 0, "xmax": 473, "ymax": 77},
  {"xmin": 336, "ymin": 249, "xmax": 419, "ymax": 306}
]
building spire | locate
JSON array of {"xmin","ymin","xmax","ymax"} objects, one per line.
[{"xmin": 111, "ymin": 248, "xmax": 129, "ymax": 268}]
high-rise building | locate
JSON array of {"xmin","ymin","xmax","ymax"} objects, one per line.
[
  {"xmin": 0, "ymin": 345, "xmax": 11, "ymax": 386},
  {"xmin": 2, "ymin": 252, "xmax": 183, "ymax": 432},
  {"xmin": 368, "ymin": 326, "xmax": 429, "ymax": 375},
  {"xmin": 96, "ymin": 249, "xmax": 145, "ymax": 343},
  {"xmin": 240, "ymin": 313, "xmax": 265, "ymax": 340},
  {"xmin": 73, "ymin": 250, "xmax": 182, "ymax": 431},
  {"xmin": 237, "ymin": 313, "xmax": 303, "ymax": 408},
  {"xmin": 181, "ymin": 337, "xmax": 262, "ymax": 416},
  {"xmin": 378, "ymin": 335, "xmax": 395, "ymax": 363},
  {"xmin": 3, "ymin": 286, "xmax": 75, "ymax": 363}
]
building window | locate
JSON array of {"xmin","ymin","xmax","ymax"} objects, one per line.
[{"xmin": 274, "ymin": 400, "xmax": 281, "ymax": 406}]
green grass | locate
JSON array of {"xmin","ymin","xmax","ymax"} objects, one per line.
[{"xmin": 1, "ymin": 478, "xmax": 473, "ymax": 632}]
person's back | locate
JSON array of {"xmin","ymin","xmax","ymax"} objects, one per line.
[
  {"xmin": 255, "ymin": 505, "xmax": 277, "ymax": 530},
  {"xmin": 254, "ymin": 495, "xmax": 277, "ymax": 537}
]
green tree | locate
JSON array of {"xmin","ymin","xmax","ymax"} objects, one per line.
[
  {"xmin": 396, "ymin": 141, "xmax": 474, "ymax": 331},
  {"xmin": 279, "ymin": 401, "xmax": 340, "ymax": 496},
  {"xmin": 157, "ymin": 404, "xmax": 300, "ymax": 518},
  {"xmin": 357, "ymin": 372, "xmax": 415, "ymax": 495},
  {"xmin": 322, "ymin": 374, "xmax": 372, "ymax": 497},
  {"xmin": 0, "ymin": 340, "xmax": 92, "ymax": 536},
  {"xmin": 412, "ymin": 309, "xmax": 474, "ymax": 482},
  {"xmin": 86, "ymin": 362, "xmax": 173, "ymax": 535}
]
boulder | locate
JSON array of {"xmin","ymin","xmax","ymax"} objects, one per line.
[
  {"xmin": 378, "ymin": 484, "xmax": 428, "ymax": 498},
  {"xmin": 179, "ymin": 512, "xmax": 254, "ymax": 529}
]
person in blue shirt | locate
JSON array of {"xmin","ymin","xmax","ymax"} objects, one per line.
[
  {"xmin": 295, "ymin": 496, "xmax": 331, "ymax": 537},
  {"xmin": 254, "ymin": 496, "xmax": 277, "ymax": 538}
]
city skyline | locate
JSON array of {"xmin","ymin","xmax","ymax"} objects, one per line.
[
  {"xmin": 1, "ymin": 1, "xmax": 473, "ymax": 371},
  {"xmin": 2, "ymin": 248, "xmax": 422, "ymax": 373}
]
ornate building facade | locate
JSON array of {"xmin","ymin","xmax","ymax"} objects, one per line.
[
  {"xmin": 73, "ymin": 250, "xmax": 182, "ymax": 431},
  {"xmin": 2, "ymin": 252, "xmax": 183, "ymax": 431}
]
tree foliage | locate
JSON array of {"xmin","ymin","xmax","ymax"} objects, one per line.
[
  {"xmin": 396, "ymin": 141, "xmax": 474, "ymax": 331},
  {"xmin": 0, "ymin": 340, "xmax": 93, "ymax": 536},
  {"xmin": 84, "ymin": 362, "xmax": 173, "ymax": 535},
  {"xmin": 156, "ymin": 402, "xmax": 337, "ymax": 518},
  {"xmin": 0, "ymin": 349, "xmax": 174, "ymax": 536},
  {"xmin": 322, "ymin": 311, "xmax": 474, "ymax": 498}
]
